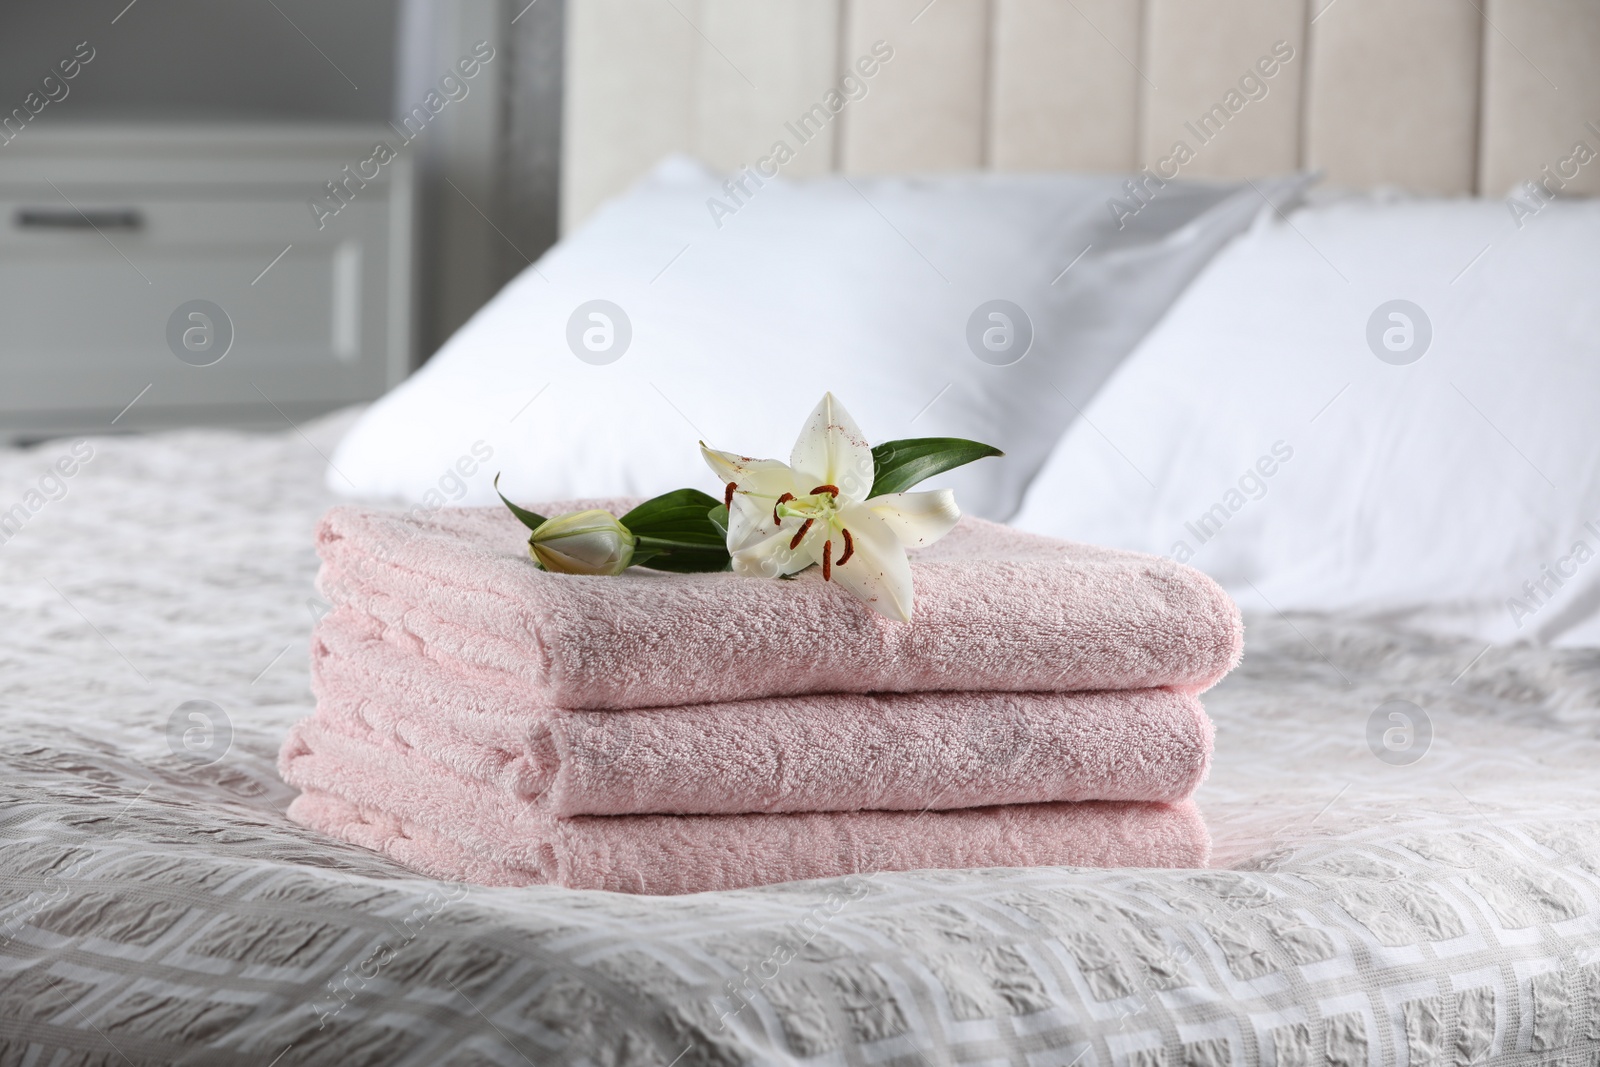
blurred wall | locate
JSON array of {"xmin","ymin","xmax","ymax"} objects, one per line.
[{"xmin": 0, "ymin": 1, "xmax": 398, "ymax": 121}]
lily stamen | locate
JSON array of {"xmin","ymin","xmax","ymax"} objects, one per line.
[
  {"xmin": 773, "ymin": 492, "xmax": 795, "ymax": 525},
  {"xmin": 809, "ymin": 484, "xmax": 840, "ymax": 497},
  {"xmin": 822, "ymin": 539, "xmax": 832, "ymax": 580},
  {"xmin": 789, "ymin": 518, "xmax": 814, "ymax": 550},
  {"xmin": 837, "ymin": 528, "xmax": 855, "ymax": 566},
  {"xmin": 724, "ymin": 482, "xmax": 737, "ymax": 510}
]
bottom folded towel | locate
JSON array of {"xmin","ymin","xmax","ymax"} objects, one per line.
[{"xmin": 281, "ymin": 717, "xmax": 1210, "ymax": 894}]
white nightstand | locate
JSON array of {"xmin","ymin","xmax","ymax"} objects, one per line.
[{"xmin": 0, "ymin": 124, "xmax": 414, "ymax": 442}]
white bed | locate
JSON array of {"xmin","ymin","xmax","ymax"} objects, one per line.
[
  {"xmin": 3, "ymin": 419, "xmax": 1600, "ymax": 1064},
  {"xmin": 5, "ymin": 2, "xmax": 1600, "ymax": 1059}
]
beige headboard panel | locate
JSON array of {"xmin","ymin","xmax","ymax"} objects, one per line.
[{"xmin": 560, "ymin": 0, "xmax": 1600, "ymax": 232}]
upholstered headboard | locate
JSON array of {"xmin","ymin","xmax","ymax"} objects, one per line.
[{"xmin": 559, "ymin": 0, "xmax": 1600, "ymax": 231}]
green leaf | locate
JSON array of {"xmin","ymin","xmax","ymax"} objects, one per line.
[
  {"xmin": 868, "ymin": 437, "xmax": 1004, "ymax": 497},
  {"xmin": 628, "ymin": 548, "xmax": 662, "ymax": 568},
  {"xmin": 706, "ymin": 503, "xmax": 729, "ymax": 538},
  {"xmin": 621, "ymin": 488, "xmax": 724, "ymax": 541},
  {"xmin": 494, "ymin": 473, "xmax": 548, "ymax": 532},
  {"xmin": 620, "ymin": 488, "xmax": 731, "ymax": 573},
  {"xmin": 631, "ymin": 540, "xmax": 730, "ymax": 573}
]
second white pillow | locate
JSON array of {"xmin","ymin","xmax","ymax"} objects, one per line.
[{"xmin": 1014, "ymin": 195, "xmax": 1600, "ymax": 644}]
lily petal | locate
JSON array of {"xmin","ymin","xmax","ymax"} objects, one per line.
[
  {"xmin": 730, "ymin": 519, "xmax": 823, "ymax": 579},
  {"xmin": 864, "ymin": 489, "xmax": 961, "ymax": 548},
  {"xmin": 788, "ymin": 393, "xmax": 875, "ymax": 504},
  {"xmin": 700, "ymin": 444, "xmax": 798, "ymax": 500},
  {"xmin": 828, "ymin": 506, "xmax": 916, "ymax": 622},
  {"xmin": 726, "ymin": 490, "xmax": 788, "ymax": 554}
]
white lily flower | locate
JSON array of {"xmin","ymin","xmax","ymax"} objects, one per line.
[{"xmin": 701, "ymin": 393, "xmax": 960, "ymax": 621}]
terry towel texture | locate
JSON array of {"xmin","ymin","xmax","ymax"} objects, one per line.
[
  {"xmin": 280, "ymin": 717, "xmax": 1210, "ymax": 893},
  {"xmin": 311, "ymin": 607, "xmax": 1216, "ymax": 816},
  {"xmin": 314, "ymin": 501, "xmax": 1243, "ymax": 709},
  {"xmin": 283, "ymin": 502, "xmax": 1241, "ymax": 893}
]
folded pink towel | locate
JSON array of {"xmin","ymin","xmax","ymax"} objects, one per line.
[
  {"xmin": 280, "ymin": 717, "xmax": 1210, "ymax": 894},
  {"xmin": 312, "ymin": 608, "xmax": 1214, "ymax": 815},
  {"xmin": 315, "ymin": 501, "xmax": 1242, "ymax": 710}
]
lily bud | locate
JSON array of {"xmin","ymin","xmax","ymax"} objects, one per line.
[{"xmin": 527, "ymin": 509, "xmax": 635, "ymax": 576}]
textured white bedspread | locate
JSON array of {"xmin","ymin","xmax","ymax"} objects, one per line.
[{"xmin": 2, "ymin": 422, "xmax": 1598, "ymax": 1066}]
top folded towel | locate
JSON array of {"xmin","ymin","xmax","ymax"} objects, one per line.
[{"xmin": 316, "ymin": 500, "xmax": 1243, "ymax": 711}]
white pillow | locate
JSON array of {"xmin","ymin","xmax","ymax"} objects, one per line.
[
  {"xmin": 1013, "ymin": 194, "xmax": 1600, "ymax": 645},
  {"xmin": 331, "ymin": 157, "xmax": 1306, "ymax": 520}
]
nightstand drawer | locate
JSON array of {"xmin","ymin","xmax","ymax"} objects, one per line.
[
  {"xmin": 0, "ymin": 196, "xmax": 387, "ymax": 404},
  {"xmin": 0, "ymin": 126, "xmax": 414, "ymax": 439}
]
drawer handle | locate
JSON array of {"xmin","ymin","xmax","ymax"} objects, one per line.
[{"xmin": 15, "ymin": 208, "xmax": 143, "ymax": 230}]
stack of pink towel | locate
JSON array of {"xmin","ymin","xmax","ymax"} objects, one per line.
[{"xmin": 280, "ymin": 499, "xmax": 1242, "ymax": 895}]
